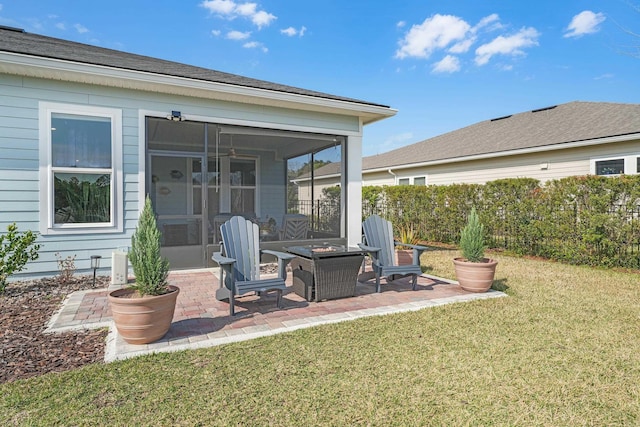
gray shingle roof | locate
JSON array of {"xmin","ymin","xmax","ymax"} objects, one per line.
[
  {"xmin": 0, "ymin": 26, "xmax": 388, "ymax": 108},
  {"xmin": 363, "ymin": 101, "xmax": 640, "ymax": 170}
]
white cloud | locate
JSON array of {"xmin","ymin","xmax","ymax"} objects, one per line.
[
  {"xmin": 449, "ymin": 37, "xmax": 475, "ymax": 54},
  {"xmin": 397, "ymin": 21, "xmax": 406, "ymax": 28},
  {"xmin": 396, "ymin": 13, "xmax": 539, "ymax": 70},
  {"xmin": 251, "ymin": 10, "xmax": 276, "ymax": 28},
  {"xmin": 475, "ymin": 27, "xmax": 539, "ymax": 65},
  {"xmin": 226, "ymin": 30, "xmax": 251, "ymax": 40},
  {"xmin": 396, "ymin": 13, "xmax": 501, "ymax": 59},
  {"xmin": 201, "ymin": 0, "xmax": 236, "ymax": 15},
  {"xmin": 594, "ymin": 73, "xmax": 614, "ymax": 80},
  {"xmin": 280, "ymin": 26, "xmax": 306, "ymax": 37},
  {"xmin": 395, "ymin": 14, "xmax": 471, "ymax": 59},
  {"xmin": 235, "ymin": 2, "xmax": 257, "ymax": 16},
  {"xmin": 211, "ymin": 29, "xmax": 221, "ymax": 36},
  {"xmin": 564, "ymin": 10, "xmax": 606, "ymax": 38},
  {"xmin": 55, "ymin": 22, "xmax": 66, "ymax": 30},
  {"xmin": 473, "ymin": 13, "xmax": 501, "ymax": 32},
  {"xmin": 432, "ymin": 55, "xmax": 460, "ymax": 73},
  {"xmin": 74, "ymin": 23, "xmax": 88, "ymax": 33},
  {"xmin": 243, "ymin": 41, "xmax": 268, "ymax": 52},
  {"xmin": 201, "ymin": 0, "xmax": 276, "ymax": 29}
]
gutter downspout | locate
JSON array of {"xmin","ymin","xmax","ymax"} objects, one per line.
[{"xmin": 387, "ymin": 168, "xmax": 397, "ymax": 185}]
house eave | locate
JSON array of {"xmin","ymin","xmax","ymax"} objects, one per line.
[
  {"xmin": 365, "ymin": 132, "xmax": 640, "ymax": 174},
  {"xmin": 0, "ymin": 51, "xmax": 397, "ymax": 125}
]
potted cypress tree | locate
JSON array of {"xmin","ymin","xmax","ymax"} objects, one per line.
[
  {"xmin": 108, "ymin": 196, "xmax": 179, "ymax": 344},
  {"xmin": 453, "ymin": 207, "xmax": 498, "ymax": 292}
]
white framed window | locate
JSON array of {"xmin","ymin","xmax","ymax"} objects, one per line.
[
  {"xmin": 229, "ymin": 158, "xmax": 257, "ymax": 215},
  {"xmin": 413, "ymin": 176, "xmax": 426, "ymax": 186},
  {"xmin": 39, "ymin": 102, "xmax": 123, "ymax": 234},
  {"xmin": 591, "ymin": 155, "xmax": 640, "ymax": 177},
  {"xmin": 398, "ymin": 178, "xmax": 410, "ymax": 186}
]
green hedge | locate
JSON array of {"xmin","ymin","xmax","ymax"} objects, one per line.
[{"xmin": 363, "ymin": 175, "xmax": 640, "ymax": 269}]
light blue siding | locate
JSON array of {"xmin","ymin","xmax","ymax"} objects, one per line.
[{"xmin": 0, "ymin": 73, "xmax": 360, "ymax": 278}]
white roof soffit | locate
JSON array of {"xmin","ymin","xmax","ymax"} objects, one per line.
[
  {"xmin": 0, "ymin": 52, "xmax": 396, "ymax": 125},
  {"xmin": 365, "ymin": 132, "xmax": 640, "ymax": 174}
]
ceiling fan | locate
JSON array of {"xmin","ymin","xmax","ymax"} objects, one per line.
[{"xmin": 216, "ymin": 134, "xmax": 249, "ymax": 158}]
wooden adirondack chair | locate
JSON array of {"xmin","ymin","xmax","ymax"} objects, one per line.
[
  {"xmin": 358, "ymin": 215, "xmax": 428, "ymax": 293},
  {"xmin": 278, "ymin": 214, "xmax": 309, "ymax": 240},
  {"xmin": 212, "ymin": 216, "xmax": 296, "ymax": 316}
]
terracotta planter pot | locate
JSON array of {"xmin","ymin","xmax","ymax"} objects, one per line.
[
  {"xmin": 453, "ymin": 258, "xmax": 498, "ymax": 293},
  {"xmin": 395, "ymin": 249, "xmax": 413, "ymax": 265},
  {"xmin": 108, "ymin": 285, "xmax": 180, "ymax": 344}
]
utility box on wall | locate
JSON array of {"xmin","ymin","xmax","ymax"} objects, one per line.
[{"xmin": 111, "ymin": 250, "xmax": 129, "ymax": 285}]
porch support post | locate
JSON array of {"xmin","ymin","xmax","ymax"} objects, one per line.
[{"xmin": 345, "ymin": 134, "xmax": 363, "ymax": 247}]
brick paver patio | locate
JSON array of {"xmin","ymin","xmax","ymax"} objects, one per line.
[{"xmin": 46, "ymin": 267, "xmax": 506, "ymax": 362}]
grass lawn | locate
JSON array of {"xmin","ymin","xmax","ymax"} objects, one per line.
[{"xmin": 2, "ymin": 249, "xmax": 639, "ymax": 426}]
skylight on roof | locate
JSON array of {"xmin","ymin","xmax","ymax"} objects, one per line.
[{"xmin": 531, "ymin": 105, "xmax": 557, "ymax": 113}]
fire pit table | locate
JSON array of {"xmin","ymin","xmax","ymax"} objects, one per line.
[{"xmin": 285, "ymin": 244, "xmax": 365, "ymax": 302}]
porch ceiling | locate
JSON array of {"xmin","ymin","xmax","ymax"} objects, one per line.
[{"xmin": 148, "ymin": 119, "xmax": 341, "ymax": 159}]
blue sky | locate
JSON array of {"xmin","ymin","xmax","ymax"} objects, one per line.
[{"xmin": 1, "ymin": 1, "xmax": 638, "ymax": 156}]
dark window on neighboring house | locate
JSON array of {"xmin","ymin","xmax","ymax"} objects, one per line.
[
  {"xmin": 595, "ymin": 159, "xmax": 624, "ymax": 175},
  {"xmin": 413, "ymin": 177, "xmax": 426, "ymax": 186},
  {"xmin": 637, "ymin": 157, "xmax": 640, "ymax": 174},
  {"xmin": 398, "ymin": 178, "xmax": 410, "ymax": 185}
]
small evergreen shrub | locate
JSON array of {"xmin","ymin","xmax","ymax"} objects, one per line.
[
  {"xmin": 128, "ymin": 196, "xmax": 170, "ymax": 296},
  {"xmin": 459, "ymin": 207, "xmax": 486, "ymax": 262},
  {"xmin": 0, "ymin": 223, "xmax": 41, "ymax": 293}
]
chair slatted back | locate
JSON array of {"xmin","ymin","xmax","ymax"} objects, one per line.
[
  {"xmin": 281, "ymin": 214, "xmax": 309, "ymax": 240},
  {"xmin": 362, "ymin": 215, "xmax": 396, "ymax": 267},
  {"xmin": 219, "ymin": 216, "xmax": 261, "ymax": 283}
]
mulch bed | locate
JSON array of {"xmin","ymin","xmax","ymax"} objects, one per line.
[{"xmin": 0, "ymin": 275, "xmax": 110, "ymax": 384}]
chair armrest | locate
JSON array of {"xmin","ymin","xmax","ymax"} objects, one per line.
[
  {"xmin": 358, "ymin": 243, "xmax": 381, "ymax": 254},
  {"xmin": 262, "ymin": 250, "xmax": 296, "ymax": 280},
  {"xmin": 212, "ymin": 252, "xmax": 236, "ymax": 266},
  {"xmin": 261, "ymin": 249, "xmax": 296, "ymax": 262},
  {"xmin": 394, "ymin": 241, "xmax": 429, "ymax": 251},
  {"xmin": 393, "ymin": 242, "xmax": 429, "ymax": 266}
]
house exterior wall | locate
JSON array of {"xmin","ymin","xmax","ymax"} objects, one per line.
[
  {"xmin": 296, "ymin": 176, "xmax": 341, "ymax": 201},
  {"xmin": 363, "ymin": 139, "xmax": 640, "ymax": 187},
  {"xmin": 0, "ymin": 73, "xmax": 362, "ymax": 278}
]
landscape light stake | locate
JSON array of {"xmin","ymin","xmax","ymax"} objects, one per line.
[{"xmin": 90, "ymin": 255, "xmax": 102, "ymax": 286}]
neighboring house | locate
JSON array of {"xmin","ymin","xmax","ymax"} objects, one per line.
[
  {"xmin": 0, "ymin": 26, "xmax": 395, "ymax": 277},
  {"xmin": 304, "ymin": 101, "xmax": 640, "ymax": 192}
]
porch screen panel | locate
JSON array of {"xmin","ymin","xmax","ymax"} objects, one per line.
[
  {"xmin": 313, "ymin": 145, "xmax": 341, "ymax": 238},
  {"xmin": 286, "ymin": 142, "xmax": 342, "ymax": 239}
]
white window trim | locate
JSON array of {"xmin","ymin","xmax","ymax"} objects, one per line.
[
  {"xmin": 39, "ymin": 102, "xmax": 123, "ymax": 235},
  {"xmin": 590, "ymin": 154, "xmax": 640, "ymax": 177},
  {"xmin": 413, "ymin": 176, "xmax": 427, "ymax": 186},
  {"xmin": 396, "ymin": 176, "xmax": 427, "ymax": 185}
]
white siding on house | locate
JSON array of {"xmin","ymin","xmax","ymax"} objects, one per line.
[
  {"xmin": 423, "ymin": 141, "xmax": 640, "ymax": 185},
  {"xmin": 0, "ymin": 74, "xmax": 362, "ymax": 278},
  {"xmin": 361, "ymin": 139, "xmax": 640, "ymax": 187},
  {"xmin": 361, "ymin": 171, "xmax": 395, "ymax": 187}
]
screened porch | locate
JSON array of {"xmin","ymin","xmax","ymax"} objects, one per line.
[{"xmin": 145, "ymin": 116, "xmax": 347, "ymax": 269}]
